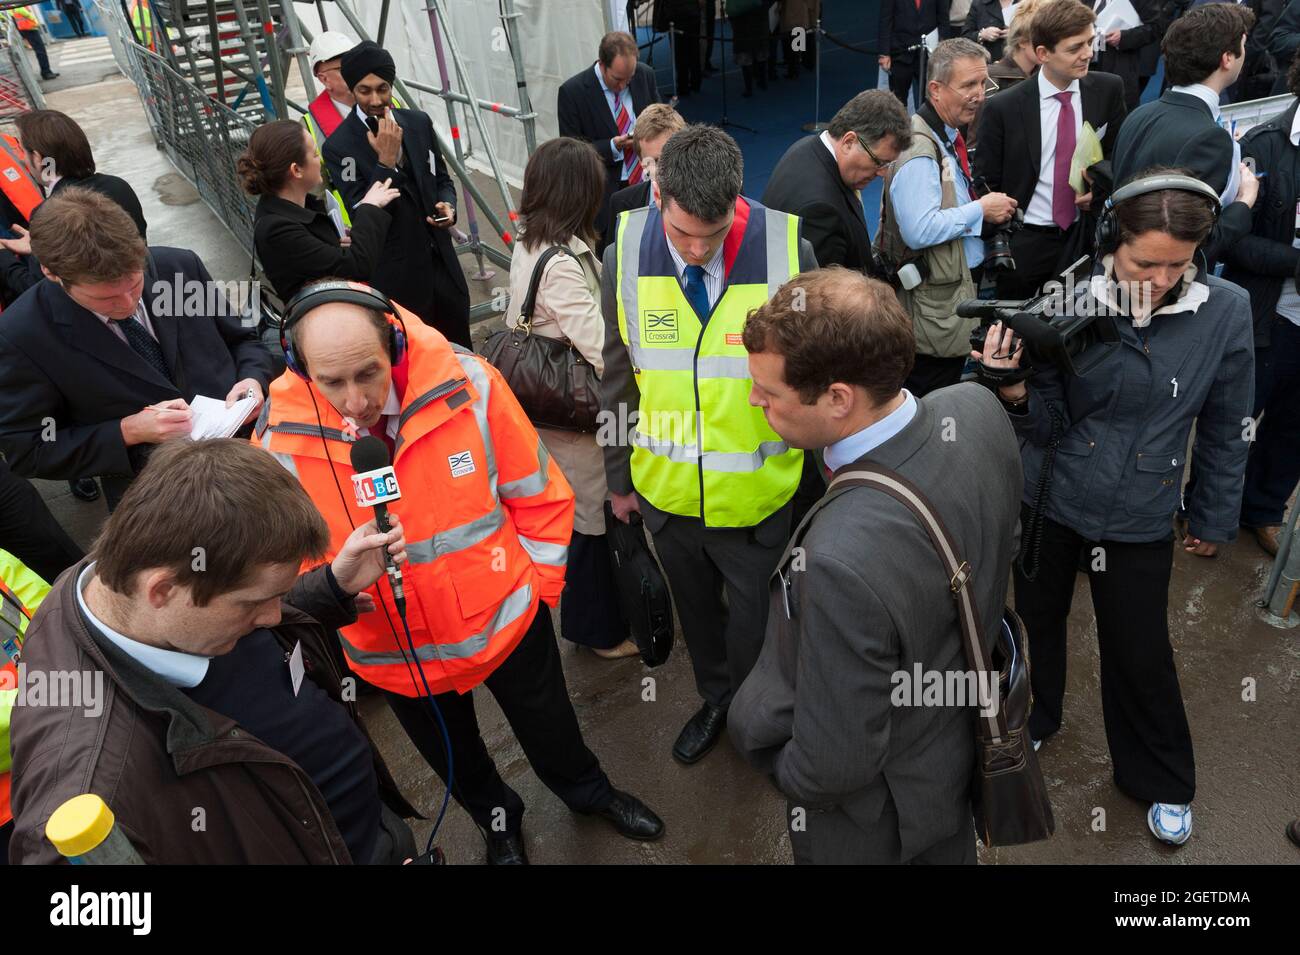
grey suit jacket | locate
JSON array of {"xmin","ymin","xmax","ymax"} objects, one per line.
[{"xmin": 729, "ymin": 383, "xmax": 1022, "ymax": 861}]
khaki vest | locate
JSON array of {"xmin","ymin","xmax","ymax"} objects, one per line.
[{"xmin": 876, "ymin": 113, "xmax": 978, "ymax": 358}]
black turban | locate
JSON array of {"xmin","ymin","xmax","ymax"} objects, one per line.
[{"xmin": 340, "ymin": 41, "xmax": 396, "ymax": 90}]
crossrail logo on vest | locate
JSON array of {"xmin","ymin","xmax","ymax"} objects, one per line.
[
  {"xmin": 352, "ymin": 466, "xmax": 401, "ymax": 507},
  {"xmin": 643, "ymin": 309, "xmax": 679, "ymax": 344},
  {"xmin": 448, "ymin": 450, "xmax": 476, "ymax": 478}
]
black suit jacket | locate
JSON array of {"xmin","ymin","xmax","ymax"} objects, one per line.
[
  {"xmin": 609, "ymin": 179, "xmax": 652, "ymax": 224},
  {"xmin": 880, "ymin": 0, "xmax": 949, "ymax": 56},
  {"xmin": 0, "ymin": 247, "xmax": 274, "ymax": 499},
  {"xmin": 975, "ymin": 70, "xmax": 1127, "ymax": 210},
  {"xmin": 557, "ymin": 61, "xmax": 660, "ymax": 191},
  {"xmin": 321, "ymin": 106, "xmax": 469, "ymax": 338},
  {"xmin": 52, "ymin": 173, "xmax": 148, "ymax": 239},
  {"xmin": 1091, "ymin": 0, "xmax": 1162, "ymax": 109},
  {"xmin": 558, "ymin": 61, "xmax": 660, "ymax": 254},
  {"xmin": 252, "ymin": 193, "xmax": 391, "ymax": 303},
  {"xmin": 762, "ymin": 134, "xmax": 883, "ymax": 279},
  {"xmin": 2, "ymin": 172, "xmax": 149, "ymax": 306},
  {"xmin": 1112, "ymin": 89, "xmax": 1254, "ymax": 263}
]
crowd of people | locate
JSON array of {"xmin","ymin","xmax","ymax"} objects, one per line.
[{"xmin": 0, "ymin": 1, "xmax": 1296, "ymax": 865}]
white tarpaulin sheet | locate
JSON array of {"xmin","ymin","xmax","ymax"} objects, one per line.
[{"xmin": 293, "ymin": 0, "xmax": 615, "ymax": 188}]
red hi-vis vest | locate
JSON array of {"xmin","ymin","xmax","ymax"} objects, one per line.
[
  {"xmin": 255, "ymin": 310, "xmax": 575, "ymax": 696},
  {"xmin": 0, "ymin": 134, "xmax": 43, "ymax": 226},
  {"xmin": 10, "ymin": 6, "xmax": 39, "ymax": 31}
]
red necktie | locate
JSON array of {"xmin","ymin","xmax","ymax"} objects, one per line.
[
  {"xmin": 915, "ymin": 0, "xmax": 922, "ymax": 9},
  {"xmin": 1052, "ymin": 91, "xmax": 1077, "ymax": 231},
  {"xmin": 614, "ymin": 91, "xmax": 642, "ymax": 185},
  {"xmin": 953, "ymin": 132, "xmax": 977, "ymax": 200}
]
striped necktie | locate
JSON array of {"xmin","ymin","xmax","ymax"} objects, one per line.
[{"xmin": 614, "ymin": 90, "xmax": 642, "ymax": 185}]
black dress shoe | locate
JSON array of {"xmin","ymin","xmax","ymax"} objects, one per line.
[
  {"xmin": 69, "ymin": 478, "xmax": 100, "ymax": 502},
  {"xmin": 672, "ymin": 702, "xmax": 727, "ymax": 764},
  {"xmin": 584, "ymin": 788, "xmax": 664, "ymax": 841},
  {"xmin": 485, "ymin": 831, "xmax": 529, "ymax": 865},
  {"xmin": 41, "ymin": 72, "xmax": 60, "ymax": 80}
]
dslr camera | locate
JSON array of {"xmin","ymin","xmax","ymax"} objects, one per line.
[
  {"xmin": 961, "ymin": 256, "xmax": 1121, "ymax": 380},
  {"xmin": 971, "ymin": 175, "xmax": 1023, "ymax": 273}
]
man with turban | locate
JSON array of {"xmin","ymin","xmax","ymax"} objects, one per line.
[{"xmin": 321, "ymin": 40, "xmax": 472, "ymax": 346}]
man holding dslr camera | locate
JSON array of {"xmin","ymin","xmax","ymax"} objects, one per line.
[{"xmin": 877, "ymin": 38, "xmax": 1019, "ymax": 396}]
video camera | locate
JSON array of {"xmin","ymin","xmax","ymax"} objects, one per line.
[{"xmin": 960, "ymin": 256, "xmax": 1121, "ymax": 379}]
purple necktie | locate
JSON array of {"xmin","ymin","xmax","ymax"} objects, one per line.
[{"xmin": 1052, "ymin": 91, "xmax": 1077, "ymax": 231}]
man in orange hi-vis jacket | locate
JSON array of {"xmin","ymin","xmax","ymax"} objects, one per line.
[{"xmin": 257, "ymin": 279, "xmax": 663, "ymax": 864}]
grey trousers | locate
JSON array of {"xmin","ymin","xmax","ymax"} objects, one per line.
[
  {"xmin": 788, "ymin": 795, "xmax": 977, "ymax": 865},
  {"xmin": 647, "ymin": 503, "xmax": 791, "ymax": 708}
]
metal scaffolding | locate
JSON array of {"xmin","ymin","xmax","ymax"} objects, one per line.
[{"xmin": 100, "ymin": 0, "xmax": 538, "ymax": 319}]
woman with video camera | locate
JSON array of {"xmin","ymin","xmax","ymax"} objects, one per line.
[{"xmin": 974, "ymin": 170, "xmax": 1255, "ymax": 847}]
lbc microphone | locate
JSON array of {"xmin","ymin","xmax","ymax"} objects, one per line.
[{"xmin": 349, "ymin": 435, "xmax": 406, "ymax": 616}]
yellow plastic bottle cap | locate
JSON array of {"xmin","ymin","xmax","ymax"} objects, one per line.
[{"xmin": 45, "ymin": 793, "xmax": 115, "ymax": 858}]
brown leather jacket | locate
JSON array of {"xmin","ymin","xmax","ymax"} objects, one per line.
[{"xmin": 8, "ymin": 562, "xmax": 418, "ymax": 864}]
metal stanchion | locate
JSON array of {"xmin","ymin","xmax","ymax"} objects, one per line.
[
  {"xmin": 800, "ymin": 19, "xmax": 827, "ymax": 133},
  {"xmin": 669, "ymin": 20, "xmax": 678, "ymax": 100},
  {"xmin": 1256, "ymin": 488, "xmax": 1300, "ymax": 629}
]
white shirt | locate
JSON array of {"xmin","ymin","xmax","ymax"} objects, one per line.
[
  {"xmin": 594, "ymin": 62, "xmax": 638, "ymax": 180},
  {"xmin": 94, "ymin": 299, "xmax": 157, "ymax": 347},
  {"xmin": 1170, "ymin": 82, "xmax": 1241, "ymax": 205},
  {"xmin": 331, "ymin": 96, "xmax": 351, "ymax": 120},
  {"xmin": 665, "ymin": 233, "xmax": 726, "ymax": 311},
  {"xmin": 1025, "ymin": 71, "xmax": 1083, "ymax": 228},
  {"xmin": 76, "ymin": 563, "xmax": 210, "ymax": 688},
  {"xmin": 819, "ymin": 129, "xmax": 838, "ymax": 159},
  {"xmin": 1272, "ymin": 109, "xmax": 1300, "ymax": 326},
  {"xmin": 823, "ymin": 390, "xmax": 918, "ymax": 473}
]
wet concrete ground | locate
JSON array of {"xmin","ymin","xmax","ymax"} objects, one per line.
[{"xmin": 25, "ymin": 40, "xmax": 1299, "ymax": 864}]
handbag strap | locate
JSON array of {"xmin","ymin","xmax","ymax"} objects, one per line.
[
  {"xmin": 519, "ymin": 246, "xmax": 577, "ymax": 327},
  {"xmin": 826, "ymin": 464, "xmax": 1008, "ymax": 744}
]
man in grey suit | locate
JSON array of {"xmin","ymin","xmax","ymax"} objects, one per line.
[{"xmin": 729, "ymin": 267, "xmax": 1023, "ymax": 864}]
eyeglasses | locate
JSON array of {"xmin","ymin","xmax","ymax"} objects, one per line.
[
  {"xmin": 855, "ymin": 136, "xmax": 894, "ymax": 171},
  {"xmin": 938, "ymin": 78, "xmax": 1000, "ymax": 101}
]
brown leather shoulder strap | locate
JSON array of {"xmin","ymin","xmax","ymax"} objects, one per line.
[{"xmin": 827, "ymin": 464, "xmax": 1007, "ymax": 742}]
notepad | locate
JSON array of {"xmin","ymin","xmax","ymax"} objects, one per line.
[{"xmin": 189, "ymin": 394, "xmax": 257, "ymax": 440}]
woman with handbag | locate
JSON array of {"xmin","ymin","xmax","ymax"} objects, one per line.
[
  {"xmin": 504, "ymin": 137, "xmax": 635, "ymax": 659},
  {"xmin": 239, "ymin": 119, "xmax": 399, "ymax": 303},
  {"xmin": 973, "ymin": 171, "xmax": 1256, "ymax": 846}
]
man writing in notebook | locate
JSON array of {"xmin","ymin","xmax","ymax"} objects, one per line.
[{"xmin": 0, "ymin": 188, "xmax": 273, "ymax": 509}]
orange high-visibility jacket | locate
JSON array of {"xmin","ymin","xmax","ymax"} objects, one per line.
[
  {"xmin": 256, "ymin": 311, "xmax": 575, "ymax": 696},
  {"xmin": 0, "ymin": 133, "xmax": 43, "ymax": 226},
  {"xmin": 10, "ymin": 6, "xmax": 39, "ymax": 31}
]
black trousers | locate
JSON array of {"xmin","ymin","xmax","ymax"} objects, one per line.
[
  {"xmin": 383, "ymin": 607, "xmax": 612, "ymax": 834},
  {"xmin": 1241, "ymin": 316, "xmax": 1300, "ymax": 528},
  {"xmin": 63, "ymin": 4, "xmax": 88, "ymax": 36},
  {"xmin": 994, "ymin": 223, "xmax": 1076, "ymax": 300},
  {"xmin": 559, "ymin": 530, "xmax": 629, "ymax": 650},
  {"xmin": 1012, "ymin": 507, "xmax": 1195, "ymax": 804},
  {"xmin": 0, "ymin": 460, "xmax": 84, "ymax": 584},
  {"xmin": 673, "ymin": 15, "xmax": 701, "ymax": 93},
  {"xmin": 904, "ymin": 353, "xmax": 965, "ymax": 397},
  {"xmin": 649, "ymin": 507, "xmax": 789, "ymax": 708},
  {"xmin": 20, "ymin": 30, "xmax": 51, "ymax": 76},
  {"xmin": 887, "ymin": 52, "xmax": 920, "ymax": 108},
  {"xmin": 424, "ymin": 257, "xmax": 472, "ymax": 349}
]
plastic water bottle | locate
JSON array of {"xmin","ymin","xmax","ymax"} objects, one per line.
[{"xmin": 45, "ymin": 793, "xmax": 144, "ymax": 864}]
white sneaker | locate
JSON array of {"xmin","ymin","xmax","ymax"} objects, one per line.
[{"xmin": 1148, "ymin": 802, "xmax": 1193, "ymax": 845}]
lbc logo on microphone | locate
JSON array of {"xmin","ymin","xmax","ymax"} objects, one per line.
[{"xmin": 352, "ymin": 466, "xmax": 402, "ymax": 507}]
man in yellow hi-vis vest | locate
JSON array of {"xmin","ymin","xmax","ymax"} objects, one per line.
[
  {"xmin": 7, "ymin": 6, "xmax": 57, "ymax": 80},
  {"xmin": 600, "ymin": 124, "xmax": 818, "ymax": 765}
]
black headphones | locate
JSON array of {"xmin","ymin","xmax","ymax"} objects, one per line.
[
  {"xmin": 279, "ymin": 280, "xmax": 408, "ymax": 381},
  {"xmin": 1094, "ymin": 173, "xmax": 1222, "ymax": 255}
]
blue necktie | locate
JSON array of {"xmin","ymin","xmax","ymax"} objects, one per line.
[{"xmin": 683, "ymin": 264, "xmax": 710, "ymax": 322}]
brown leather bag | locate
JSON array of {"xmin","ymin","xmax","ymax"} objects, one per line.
[
  {"xmin": 827, "ymin": 464, "xmax": 1056, "ymax": 847},
  {"xmin": 479, "ymin": 247, "xmax": 601, "ymax": 433}
]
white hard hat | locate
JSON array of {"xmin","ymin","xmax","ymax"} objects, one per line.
[{"xmin": 309, "ymin": 32, "xmax": 356, "ymax": 70}]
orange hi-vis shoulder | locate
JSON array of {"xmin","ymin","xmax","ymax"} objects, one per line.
[
  {"xmin": 0, "ymin": 134, "xmax": 43, "ymax": 225},
  {"xmin": 256, "ymin": 309, "xmax": 575, "ymax": 696}
]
